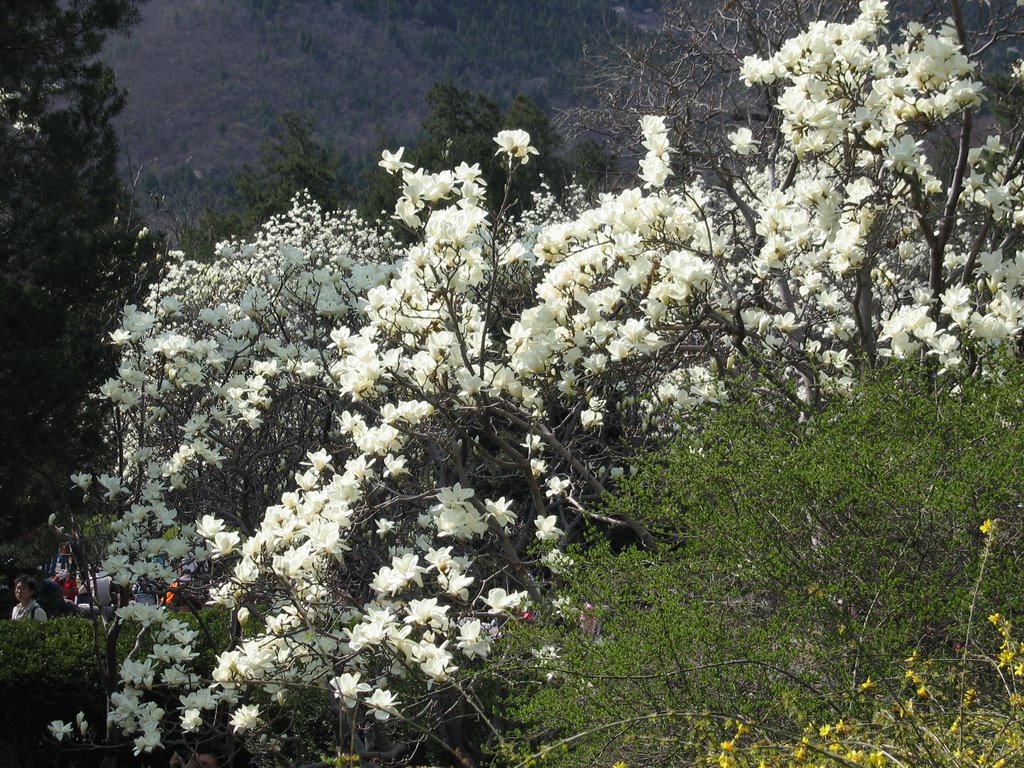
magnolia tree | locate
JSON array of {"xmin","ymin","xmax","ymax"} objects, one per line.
[{"xmin": 59, "ymin": 0, "xmax": 1024, "ymax": 763}]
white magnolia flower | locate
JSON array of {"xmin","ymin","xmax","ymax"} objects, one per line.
[
  {"xmin": 366, "ymin": 688, "xmax": 399, "ymax": 720},
  {"xmin": 482, "ymin": 587, "xmax": 528, "ymax": 614},
  {"xmin": 229, "ymin": 704, "xmax": 261, "ymax": 733},
  {"xmin": 132, "ymin": 728, "xmax": 163, "ymax": 755},
  {"xmin": 211, "ymin": 531, "xmax": 241, "ymax": 558},
  {"xmin": 330, "ymin": 672, "xmax": 372, "ymax": 708},
  {"xmin": 70, "ymin": 472, "xmax": 93, "ymax": 491},
  {"xmin": 457, "ymin": 619, "xmax": 492, "ymax": 659},
  {"xmin": 534, "ymin": 514, "xmax": 563, "ymax": 542},
  {"xmin": 379, "ymin": 147, "xmax": 412, "ymax": 174},
  {"xmin": 48, "ymin": 720, "xmax": 73, "ymax": 741},
  {"xmin": 97, "ymin": 473, "xmax": 125, "ymax": 499},
  {"xmin": 728, "ymin": 127, "xmax": 759, "ymax": 155},
  {"xmin": 181, "ymin": 708, "xmax": 202, "ymax": 733},
  {"xmin": 494, "ymin": 129, "xmax": 538, "ymax": 165}
]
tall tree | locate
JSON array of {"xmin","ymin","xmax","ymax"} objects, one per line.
[
  {"xmin": 179, "ymin": 111, "xmax": 349, "ymax": 259},
  {"xmin": 0, "ymin": 0, "xmax": 157, "ymax": 546}
]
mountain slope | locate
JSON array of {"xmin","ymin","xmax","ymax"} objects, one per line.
[{"xmin": 107, "ymin": 0, "xmax": 649, "ymax": 175}]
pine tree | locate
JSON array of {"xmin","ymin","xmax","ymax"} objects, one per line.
[{"xmin": 0, "ymin": 0, "xmax": 158, "ymax": 543}]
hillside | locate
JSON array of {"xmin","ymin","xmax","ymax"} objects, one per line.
[{"xmin": 106, "ymin": 0, "xmax": 657, "ymax": 178}]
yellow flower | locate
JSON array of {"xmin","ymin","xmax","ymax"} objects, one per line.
[
  {"xmin": 860, "ymin": 677, "xmax": 875, "ymax": 691},
  {"xmin": 980, "ymin": 518, "xmax": 996, "ymax": 535}
]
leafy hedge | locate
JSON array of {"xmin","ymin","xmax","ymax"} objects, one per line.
[
  {"xmin": 0, "ymin": 617, "xmax": 112, "ymax": 767},
  {"xmin": 499, "ymin": 364, "xmax": 1024, "ymax": 767},
  {"xmin": 0, "ymin": 609, "xmax": 235, "ymax": 767},
  {"xmin": 0, "ymin": 608, "xmax": 339, "ymax": 767}
]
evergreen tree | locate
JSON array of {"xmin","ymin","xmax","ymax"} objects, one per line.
[
  {"xmin": 180, "ymin": 111, "xmax": 348, "ymax": 258},
  {"xmin": 0, "ymin": 0, "xmax": 157, "ymax": 543},
  {"xmin": 415, "ymin": 81, "xmax": 504, "ymax": 186}
]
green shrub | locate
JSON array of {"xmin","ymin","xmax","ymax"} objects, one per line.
[
  {"xmin": 498, "ymin": 365, "xmax": 1024, "ymax": 768},
  {"xmin": 0, "ymin": 617, "xmax": 108, "ymax": 767},
  {"xmin": 0, "ymin": 607, "xmax": 233, "ymax": 767}
]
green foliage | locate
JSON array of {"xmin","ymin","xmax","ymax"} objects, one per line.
[
  {"xmin": 0, "ymin": 0, "xmax": 159, "ymax": 540},
  {"xmin": 0, "ymin": 618, "xmax": 118, "ymax": 767},
  {"xmin": 0, "ymin": 609, "xmax": 236, "ymax": 767},
  {"xmin": 179, "ymin": 111, "xmax": 349, "ymax": 258},
  {"xmin": 498, "ymin": 365, "xmax": 1024, "ymax": 768},
  {"xmin": 689, "ymin": 605, "xmax": 1024, "ymax": 767},
  {"xmin": 568, "ymin": 138, "xmax": 619, "ymax": 194},
  {"xmin": 254, "ymin": 686, "xmax": 336, "ymax": 768},
  {"xmin": 416, "ymin": 82, "xmax": 504, "ymax": 177}
]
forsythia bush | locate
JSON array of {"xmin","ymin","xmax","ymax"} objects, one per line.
[{"xmin": 698, "ymin": 583, "xmax": 1024, "ymax": 768}]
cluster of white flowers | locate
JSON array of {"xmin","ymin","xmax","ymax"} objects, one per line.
[
  {"xmin": 638, "ymin": 115, "xmax": 673, "ymax": 188},
  {"xmin": 0, "ymin": 88, "xmax": 40, "ymax": 136},
  {"xmin": 62, "ymin": 2, "xmax": 1024, "ymax": 757}
]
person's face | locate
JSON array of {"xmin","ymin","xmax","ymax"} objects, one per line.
[{"xmin": 14, "ymin": 582, "xmax": 32, "ymax": 606}]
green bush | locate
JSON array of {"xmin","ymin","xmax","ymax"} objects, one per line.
[
  {"xmin": 498, "ymin": 365, "xmax": 1024, "ymax": 768},
  {"xmin": 0, "ymin": 617, "xmax": 109, "ymax": 767},
  {"xmin": 0, "ymin": 607, "xmax": 234, "ymax": 767}
]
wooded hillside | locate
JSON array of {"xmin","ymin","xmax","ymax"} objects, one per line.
[{"xmin": 106, "ymin": 0, "xmax": 658, "ymax": 176}]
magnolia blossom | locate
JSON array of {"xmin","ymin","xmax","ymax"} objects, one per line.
[
  {"xmin": 330, "ymin": 672, "xmax": 372, "ymax": 708},
  {"xmin": 534, "ymin": 514, "xmax": 563, "ymax": 542},
  {"xmin": 728, "ymin": 127, "xmax": 759, "ymax": 155},
  {"xmin": 494, "ymin": 129, "xmax": 538, "ymax": 165},
  {"xmin": 229, "ymin": 704, "xmax": 261, "ymax": 733},
  {"xmin": 366, "ymin": 689, "xmax": 399, "ymax": 720},
  {"xmin": 483, "ymin": 588, "xmax": 529, "ymax": 613},
  {"xmin": 48, "ymin": 721, "xmax": 73, "ymax": 741}
]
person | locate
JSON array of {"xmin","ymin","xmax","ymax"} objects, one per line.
[
  {"xmin": 56, "ymin": 543, "xmax": 73, "ymax": 572},
  {"xmin": 54, "ymin": 568, "xmax": 78, "ymax": 601},
  {"xmin": 11, "ymin": 575, "xmax": 47, "ymax": 621},
  {"xmin": 37, "ymin": 577, "xmax": 78, "ymax": 617},
  {"xmin": 78, "ymin": 571, "xmax": 116, "ymax": 618},
  {"xmin": 166, "ymin": 556, "xmax": 204, "ymax": 610}
]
